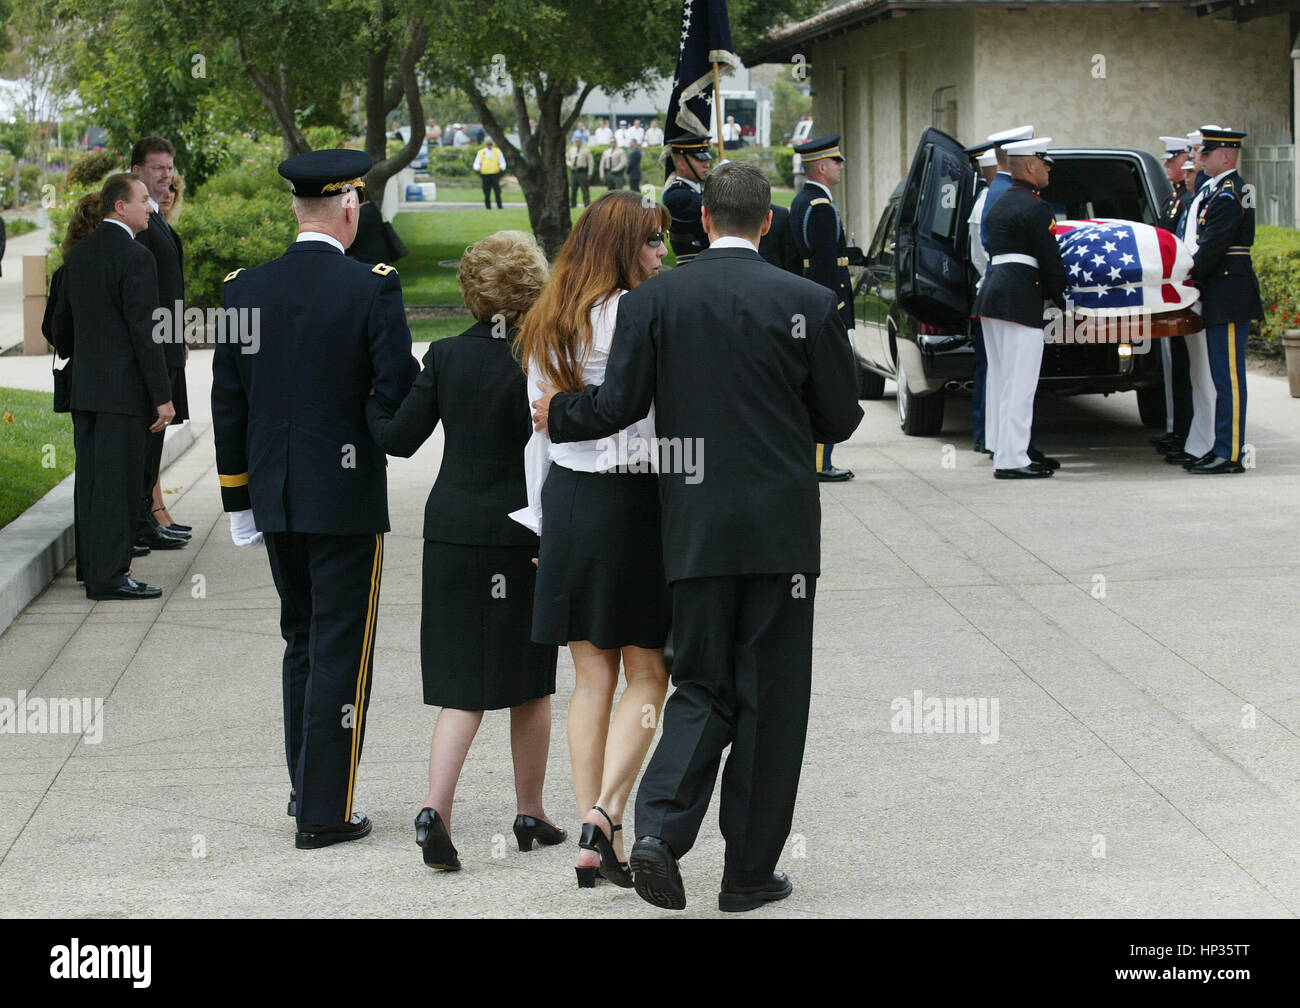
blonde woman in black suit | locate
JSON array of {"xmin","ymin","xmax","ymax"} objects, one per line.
[{"xmin": 367, "ymin": 230, "xmax": 564, "ymax": 870}]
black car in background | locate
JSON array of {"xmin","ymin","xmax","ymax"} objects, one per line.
[{"xmin": 851, "ymin": 127, "xmax": 1173, "ymax": 435}]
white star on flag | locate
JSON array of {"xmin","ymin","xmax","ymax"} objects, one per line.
[
  {"xmin": 1102, "ymin": 241, "xmax": 1117, "ymax": 253},
  {"xmin": 1091, "ymin": 254, "xmax": 1105, "ymax": 266},
  {"xmin": 1119, "ymin": 253, "xmax": 1134, "ymax": 265},
  {"xmin": 1108, "ymin": 267, "xmax": 1121, "ymax": 280}
]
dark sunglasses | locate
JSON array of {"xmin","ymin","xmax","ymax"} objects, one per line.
[{"xmin": 646, "ymin": 231, "xmax": 665, "ymax": 247}]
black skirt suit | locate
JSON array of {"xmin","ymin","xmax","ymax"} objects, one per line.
[{"xmin": 366, "ymin": 321, "xmax": 557, "ymax": 710}]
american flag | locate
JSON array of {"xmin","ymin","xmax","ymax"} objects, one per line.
[
  {"xmin": 663, "ymin": 0, "xmax": 741, "ymax": 141},
  {"xmin": 1054, "ymin": 218, "xmax": 1198, "ymax": 316}
]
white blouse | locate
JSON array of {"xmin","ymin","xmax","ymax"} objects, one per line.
[{"xmin": 509, "ymin": 291, "xmax": 656, "ymax": 535}]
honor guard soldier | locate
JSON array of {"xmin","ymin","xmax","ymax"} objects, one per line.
[
  {"xmin": 212, "ymin": 148, "xmax": 418, "ymax": 848},
  {"xmin": 1153, "ymin": 135, "xmax": 1195, "ymax": 457},
  {"xmin": 1165, "ymin": 129, "xmax": 1221, "ymax": 469},
  {"xmin": 973, "ymin": 137, "xmax": 1066, "ymax": 479},
  {"xmin": 1183, "ymin": 126, "xmax": 1263, "ymax": 474},
  {"xmin": 967, "ymin": 148, "xmax": 1000, "ymax": 456},
  {"xmin": 790, "ymin": 134, "xmax": 854, "ymax": 481},
  {"xmin": 660, "ymin": 131, "xmax": 712, "ymax": 264}
]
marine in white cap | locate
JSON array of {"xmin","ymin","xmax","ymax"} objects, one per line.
[
  {"xmin": 972, "ymin": 136, "xmax": 1067, "ymax": 479},
  {"xmin": 1151, "ymin": 135, "xmax": 1195, "ymax": 458}
]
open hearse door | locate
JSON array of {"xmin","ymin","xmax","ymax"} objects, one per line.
[{"xmin": 895, "ymin": 127, "xmax": 976, "ymax": 332}]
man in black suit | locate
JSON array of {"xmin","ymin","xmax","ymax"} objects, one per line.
[
  {"xmin": 59, "ymin": 174, "xmax": 175, "ymax": 600},
  {"xmin": 534, "ymin": 162, "xmax": 862, "ymax": 912},
  {"xmin": 213, "ymin": 149, "xmax": 417, "ymax": 849},
  {"xmin": 131, "ymin": 136, "xmax": 190, "ymax": 550}
]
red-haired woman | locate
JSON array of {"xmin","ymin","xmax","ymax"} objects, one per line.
[{"xmin": 514, "ymin": 190, "xmax": 672, "ymax": 889}]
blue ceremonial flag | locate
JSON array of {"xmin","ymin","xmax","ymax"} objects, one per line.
[{"xmin": 664, "ymin": 0, "xmax": 742, "ymax": 142}]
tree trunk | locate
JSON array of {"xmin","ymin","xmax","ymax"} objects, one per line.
[
  {"xmin": 463, "ymin": 75, "xmax": 594, "ymax": 258},
  {"xmin": 365, "ymin": 19, "xmax": 428, "ymax": 198},
  {"xmin": 236, "ymin": 39, "xmax": 310, "ymax": 159}
]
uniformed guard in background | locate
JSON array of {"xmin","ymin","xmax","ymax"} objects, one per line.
[
  {"xmin": 1153, "ymin": 135, "xmax": 1195, "ymax": 458},
  {"xmin": 1184, "ymin": 126, "xmax": 1263, "ymax": 474},
  {"xmin": 966, "ymin": 148, "xmax": 999, "ymax": 457},
  {"xmin": 790, "ymin": 134, "xmax": 854, "ymax": 481},
  {"xmin": 973, "ymin": 136, "xmax": 1066, "ymax": 479},
  {"xmin": 660, "ymin": 132, "xmax": 711, "ymax": 264},
  {"xmin": 212, "ymin": 148, "xmax": 418, "ymax": 848}
]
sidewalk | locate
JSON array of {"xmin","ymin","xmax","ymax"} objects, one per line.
[{"xmin": 0, "ymin": 350, "xmax": 1298, "ymax": 917}]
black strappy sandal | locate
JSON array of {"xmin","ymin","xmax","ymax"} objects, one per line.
[{"xmin": 577, "ymin": 805, "xmax": 633, "ymax": 888}]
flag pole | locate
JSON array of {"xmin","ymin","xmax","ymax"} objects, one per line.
[{"xmin": 712, "ymin": 61, "xmax": 725, "ymax": 162}]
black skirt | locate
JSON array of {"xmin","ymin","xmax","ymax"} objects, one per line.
[
  {"xmin": 532, "ymin": 465, "xmax": 671, "ymax": 650},
  {"xmin": 420, "ymin": 540, "xmax": 558, "ymax": 710}
]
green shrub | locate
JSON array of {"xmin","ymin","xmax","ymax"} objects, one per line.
[
  {"xmin": 304, "ymin": 125, "xmax": 349, "ymax": 151},
  {"xmin": 46, "ymin": 181, "xmax": 101, "ymax": 273},
  {"xmin": 182, "ymin": 187, "xmax": 297, "ymax": 309},
  {"xmin": 772, "ymin": 147, "xmax": 794, "ymax": 187},
  {"xmin": 427, "ymin": 146, "xmax": 476, "ymax": 179},
  {"xmin": 67, "ymin": 149, "xmax": 122, "ymax": 187},
  {"xmin": 1252, "ymin": 225, "xmax": 1300, "ymax": 357},
  {"xmin": 6, "ymin": 218, "xmax": 38, "ymax": 238}
]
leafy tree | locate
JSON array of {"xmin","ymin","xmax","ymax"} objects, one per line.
[{"xmin": 423, "ymin": 0, "xmax": 818, "ymax": 256}]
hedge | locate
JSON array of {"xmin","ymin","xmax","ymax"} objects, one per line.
[{"xmin": 1252, "ymin": 225, "xmax": 1300, "ymax": 358}]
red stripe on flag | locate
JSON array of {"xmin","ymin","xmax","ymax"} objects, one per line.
[{"xmin": 1156, "ymin": 226, "xmax": 1179, "ymax": 303}]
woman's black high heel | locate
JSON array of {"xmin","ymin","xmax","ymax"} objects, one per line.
[
  {"xmin": 513, "ymin": 814, "xmax": 567, "ymax": 851},
  {"xmin": 578, "ymin": 805, "xmax": 633, "ymax": 888},
  {"xmin": 415, "ymin": 807, "xmax": 460, "ymax": 871}
]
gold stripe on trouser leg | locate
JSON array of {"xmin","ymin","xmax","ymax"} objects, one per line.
[
  {"xmin": 1227, "ymin": 323, "xmax": 1241, "ymax": 462},
  {"xmin": 815, "ymin": 443, "xmax": 825, "ymax": 471},
  {"xmin": 345, "ymin": 533, "xmax": 384, "ymax": 821}
]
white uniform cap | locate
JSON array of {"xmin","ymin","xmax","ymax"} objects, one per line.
[
  {"xmin": 987, "ymin": 125, "xmax": 1035, "ymax": 145},
  {"xmin": 1182, "ymin": 160, "xmax": 1194, "ymax": 170},
  {"xmin": 1160, "ymin": 135, "xmax": 1189, "ymax": 157},
  {"xmin": 1003, "ymin": 136, "xmax": 1052, "ymax": 157},
  {"xmin": 977, "ymin": 150, "xmax": 998, "ymax": 167},
  {"xmin": 1186, "ymin": 130, "xmax": 1203, "ymax": 147}
]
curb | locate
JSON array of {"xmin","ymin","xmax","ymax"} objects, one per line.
[{"xmin": 0, "ymin": 420, "xmax": 197, "ymax": 635}]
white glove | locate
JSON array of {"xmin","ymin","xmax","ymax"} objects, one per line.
[{"xmin": 229, "ymin": 508, "xmax": 264, "ymax": 548}]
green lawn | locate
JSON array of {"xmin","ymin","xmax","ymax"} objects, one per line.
[
  {"xmin": 409, "ymin": 316, "xmax": 476, "ymax": 342},
  {"xmin": 394, "ymin": 184, "xmax": 796, "ymax": 306},
  {"xmin": 0, "ymin": 387, "xmax": 75, "ymax": 530}
]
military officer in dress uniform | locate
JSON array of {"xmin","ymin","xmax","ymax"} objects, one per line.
[
  {"xmin": 973, "ymin": 137, "xmax": 1067, "ymax": 479},
  {"xmin": 1153, "ymin": 135, "xmax": 1195, "ymax": 458},
  {"xmin": 212, "ymin": 149, "xmax": 418, "ymax": 848},
  {"xmin": 1165, "ymin": 129, "xmax": 1221, "ymax": 468},
  {"xmin": 967, "ymin": 149, "xmax": 1000, "ymax": 456},
  {"xmin": 660, "ymin": 132, "xmax": 712, "ymax": 265},
  {"xmin": 790, "ymin": 134, "xmax": 854, "ymax": 481},
  {"xmin": 1182, "ymin": 126, "xmax": 1263, "ymax": 474}
]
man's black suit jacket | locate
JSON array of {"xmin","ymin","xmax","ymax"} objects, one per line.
[
  {"xmin": 548, "ymin": 244, "xmax": 863, "ymax": 584},
  {"xmin": 759, "ymin": 204, "xmax": 801, "ymax": 275},
  {"xmin": 58, "ymin": 221, "xmax": 170, "ymax": 417},
  {"xmin": 136, "ymin": 210, "xmax": 185, "ymax": 369}
]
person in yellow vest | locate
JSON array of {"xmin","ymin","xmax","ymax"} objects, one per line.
[{"xmin": 473, "ymin": 138, "xmax": 506, "ymax": 210}]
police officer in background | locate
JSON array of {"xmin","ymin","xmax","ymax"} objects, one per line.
[
  {"xmin": 790, "ymin": 135, "xmax": 854, "ymax": 481},
  {"xmin": 1183, "ymin": 126, "xmax": 1263, "ymax": 475},
  {"xmin": 1153, "ymin": 135, "xmax": 1195, "ymax": 457},
  {"xmin": 974, "ymin": 137, "xmax": 1066, "ymax": 479},
  {"xmin": 661, "ymin": 132, "xmax": 712, "ymax": 264},
  {"xmin": 212, "ymin": 149, "xmax": 418, "ymax": 848}
]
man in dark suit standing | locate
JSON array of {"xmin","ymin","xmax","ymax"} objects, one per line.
[
  {"xmin": 61, "ymin": 174, "xmax": 175, "ymax": 600},
  {"xmin": 758, "ymin": 202, "xmax": 800, "ymax": 274},
  {"xmin": 131, "ymin": 136, "xmax": 190, "ymax": 551},
  {"xmin": 533, "ymin": 162, "xmax": 862, "ymax": 912},
  {"xmin": 213, "ymin": 149, "xmax": 417, "ymax": 849}
]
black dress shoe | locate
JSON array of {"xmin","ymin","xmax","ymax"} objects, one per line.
[
  {"xmin": 1164, "ymin": 450, "xmax": 1198, "ymax": 465},
  {"xmin": 131, "ymin": 544, "xmax": 151, "ymax": 557},
  {"xmin": 629, "ymin": 836, "xmax": 686, "ymax": 910},
  {"xmin": 87, "ymin": 577, "xmax": 162, "ymax": 601},
  {"xmin": 973, "ymin": 441, "xmax": 994, "ymax": 456},
  {"xmin": 719, "ymin": 870, "xmax": 794, "ymax": 912},
  {"xmin": 1187, "ymin": 454, "xmax": 1246, "ymax": 475},
  {"xmin": 994, "ymin": 465, "xmax": 1053, "ymax": 479},
  {"xmin": 1026, "ymin": 447, "xmax": 1060, "ymax": 470},
  {"xmin": 1154, "ymin": 434, "xmax": 1182, "ymax": 455},
  {"xmin": 513, "ymin": 813, "xmax": 567, "ymax": 851},
  {"xmin": 1182, "ymin": 450, "xmax": 1217, "ymax": 470},
  {"xmin": 287, "ymin": 789, "xmax": 296, "ymax": 818},
  {"xmin": 414, "ymin": 807, "xmax": 460, "ymax": 870},
  {"xmin": 296, "ymin": 812, "xmax": 372, "ymax": 850},
  {"xmin": 817, "ymin": 466, "xmax": 854, "ymax": 482},
  {"xmin": 135, "ymin": 526, "xmax": 189, "ymax": 550},
  {"xmin": 165, "ymin": 523, "xmax": 192, "ymax": 533}
]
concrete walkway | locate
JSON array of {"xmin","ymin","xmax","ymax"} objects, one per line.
[{"xmin": 1, "ymin": 349, "xmax": 1298, "ymax": 917}]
